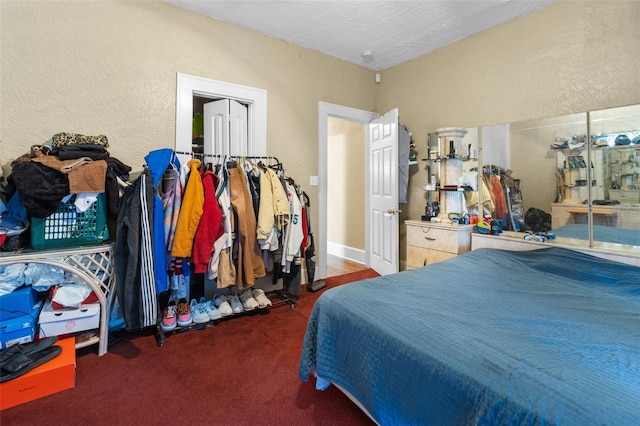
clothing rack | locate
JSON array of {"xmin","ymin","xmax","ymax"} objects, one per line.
[{"xmin": 171, "ymin": 150, "xmax": 296, "ymax": 310}]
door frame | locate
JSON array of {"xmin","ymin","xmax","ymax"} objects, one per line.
[
  {"xmin": 317, "ymin": 101, "xmax": 379, "ymax": 280},
  {"xmin": 175, "ymin": 73, "xmax": 267, "ymax": 159}
]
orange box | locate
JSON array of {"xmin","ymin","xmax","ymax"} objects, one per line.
[{"xmin": 0, "ymin": 337, "xmax": 76, "ymax": 410}]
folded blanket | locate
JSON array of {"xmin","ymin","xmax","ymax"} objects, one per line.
[
  {"xmin": 51, "ymin": 132, "xmax": 109, "ymax": 148},
  {"xmin": 55, "ymin": 144, "xmax": 109, "ymax": 161}
]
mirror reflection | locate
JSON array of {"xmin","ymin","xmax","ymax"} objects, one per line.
[{"xmin": 482, "ymin": 104, "xmax": 640, "ymax": 252}]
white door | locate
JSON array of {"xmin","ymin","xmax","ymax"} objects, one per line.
[
  {"xmin": 203, "ymin": 99, "xmax": 248, "ymax": 156},
  {"xmin": 367, "ymin": 109, "xmax": 399, "ymax": 275},
  {"xmin": 229, "ymin": 99, "xmax": 248, "ymax": 156}
]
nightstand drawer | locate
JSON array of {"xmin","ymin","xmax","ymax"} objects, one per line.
[
  {"xmin": 406, "ymin": 225, "xmax": 459, "ymax": 253},
  {"xmin": 406, "ymin": 247, "xmax": 456, "ymax": 269},
  {"xmin": 609, "ymin": 189, "xmax": 640, "ymax": 203},
  {"xmin": 404, "ymin": 221, "xmax": 474, "ymax": 269}
]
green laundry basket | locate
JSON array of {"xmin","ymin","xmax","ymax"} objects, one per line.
[{"xmin": 30, "ymin": 193, "xmax": 110, "ymax": 250}]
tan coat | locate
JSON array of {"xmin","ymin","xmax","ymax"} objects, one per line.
[{"xmin": 256, "ymin": 168, "xmax": 290, "ymax": 240}]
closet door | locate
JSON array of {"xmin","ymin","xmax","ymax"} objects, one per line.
[
  {"xmin": 203, "ymin": 99, "xmax": 248, "ymax": 156},
  {"xmin": 229, "ymin": 99, "xmax": 248, "ymax": 156},
  {"xmin": 204, "ymin": 99, "xmax": 228, "ymax": 156}
]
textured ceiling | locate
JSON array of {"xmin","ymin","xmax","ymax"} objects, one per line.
[{"xmin": 165, "ymin": 0, "xmax": 558, "ymax": 71}]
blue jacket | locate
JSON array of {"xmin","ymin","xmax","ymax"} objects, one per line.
[{"xmin": 144, "ymin": 149, "xmax": 181, "ymax": 294}]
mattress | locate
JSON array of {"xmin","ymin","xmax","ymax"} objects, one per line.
[{"xmin": 299, "ymin": 247, "xmax": 640, "ymax": 425}]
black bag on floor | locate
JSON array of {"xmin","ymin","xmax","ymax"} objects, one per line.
[{"xmin": 524, "ymin": 207, "xmax": 551, "ymax": 233}]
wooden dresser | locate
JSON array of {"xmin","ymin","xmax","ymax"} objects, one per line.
[
  {"xmin": 551, "ymin": 202, "xmax": 640, "ymax": 230},
  {"xmin": 405, "ymin": 220, "xmax": 474, "ymax": 269}
]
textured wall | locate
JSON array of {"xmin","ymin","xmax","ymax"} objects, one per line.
[
  {"xmin": 0, "ymin": 0, "xmax": 376, "ymax": 222},
  {"xmin": 2, "ymin": 0, "xmax": 639, "ymax": 265},
  {"xmin": 377, "ymin": 0, "xmax": 640, "ymax": 222}
]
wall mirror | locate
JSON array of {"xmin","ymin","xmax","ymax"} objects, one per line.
[{"xmin": 480, "ymin": 104, "xmax": 640, "ymax": 254}]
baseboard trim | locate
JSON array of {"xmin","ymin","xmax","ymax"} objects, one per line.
[{"xmin": 327, "ymin": 242, "xmax": 365, "ymax": 264}]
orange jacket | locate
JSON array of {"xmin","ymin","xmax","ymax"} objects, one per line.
[{"xmin": 171, "ymin": 159, "xmax": 204, "ymax": 258}]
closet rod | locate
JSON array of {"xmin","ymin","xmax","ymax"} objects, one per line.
[
  {"xmin": 173, "ymin": 151, "xmax": 280, "ymax": 165},
  {"xmin": 205, "ymin": 154, "xmax": 281, "ymax": 165},
  {"xmin": 175, "ymin": 150, "xmax": 204, "ymax": 158}
]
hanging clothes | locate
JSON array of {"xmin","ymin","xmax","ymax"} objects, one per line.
[
  {"xmin": 256, "ymin": 166, "xmax": 290, "ymax": 241},
  {"xmin": 169, "ymin": 257, "xmax": 190, "ymax": 301},
  {"xmin": 162, "ymin": 164, "xmax": 182, "ymax": 251},
  {"xmin": 192, "ymin": 169, "xmax": 224, "ymax": 273},
  {"xmin": 208, "ymin": 166, "xmax": 237, "ymax": 288},
  {"xmin": 247, "ymin": 165, "xmax": 261, "ymax": 220},
  {"xmin": 171, "ymin": 159, "xmax": 205, "ymax": 258},
  {"xmin": 398, "ymin": 123, "xmax": 410, "ymax": 203},
  {"xmin": 115, "ymin": 169, "xmax": 157, "ymax": 331},
  {"xmin": 485, "ymin": 172, "xmax": 508, "ymax": 221},
  {"xmin": 282, "ymin": 180, "xmax": 304, "ymax": 264},
  {"xmin": 228, "ymin": 164, "xmax": 266, "ymax": 289},
  {"xmin": 276, "ymin": 179, "xmax": 304, "ymax": 296},
  {"xmin": 144, "ymin": 148, "xmax": 181, "ymax": 294}
]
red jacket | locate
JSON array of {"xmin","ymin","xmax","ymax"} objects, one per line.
[{"xmin": 193, "ymin": 170, "xmax": 224, "ymax": 273}]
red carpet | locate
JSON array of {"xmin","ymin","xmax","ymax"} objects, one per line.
[{"xmin": 0, "ymin": 269, "xmax": 379, "ymax": 425}]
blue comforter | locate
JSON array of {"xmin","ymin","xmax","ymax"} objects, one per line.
[
  {"xmin": 299, "ymin": 248, "xmax": 640, "ymax": 425},
  {"xmin": 553, "ymin": 224, "xmax": 640, "ymax": 246}
]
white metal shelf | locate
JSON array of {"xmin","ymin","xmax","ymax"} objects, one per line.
[{"xmin": 0, "ymin": 243, "xmax": 115, "ymax": 356}]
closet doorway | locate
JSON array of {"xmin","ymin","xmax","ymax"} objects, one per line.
[
  {"xmin": 175, "ymin": 73, "xmax": 267, "ymax": 162},
  {"xmin": 193, "ymin": 97, "xmax": 249, "ymax": 157}
]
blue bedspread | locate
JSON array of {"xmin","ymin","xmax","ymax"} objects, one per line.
[
  {"xmin": 553, "ymin": 224, "xmax": 640, "ymax": 246},
  {"xmin": 299, "ymin": 248, "xmax": 640, "ymax": 425}
]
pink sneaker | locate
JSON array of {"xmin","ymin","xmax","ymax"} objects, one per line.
[
  {"xmin": 161, "ymin": 301, "xmax": 177, "ymax": 332},
  {"xmin": 176, "ymin": 298, "xmax": 192, "ymax": 327}
]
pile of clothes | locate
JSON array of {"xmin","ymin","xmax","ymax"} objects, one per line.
[{"xmin": 0, "ymin": 132, "xmax": 131, "ymax": 251}]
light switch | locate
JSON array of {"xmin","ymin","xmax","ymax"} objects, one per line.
[{"xmin": 310, "ymin": 175, "xmax": 319, "ymax": 186}]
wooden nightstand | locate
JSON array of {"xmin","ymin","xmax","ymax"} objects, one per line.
[{"xmin": 405, "ymin": 220, "xmax": 474, "ymax": 269}]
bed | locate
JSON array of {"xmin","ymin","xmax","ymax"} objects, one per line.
[
  {"xmin": 299, "ymin": 247, "xmax": 640, "ymax": 425},
  {"xmin": 553, "ymin": 224, "xmax": 640, "ymax": 246}
]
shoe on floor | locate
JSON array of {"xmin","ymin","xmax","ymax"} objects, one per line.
[
  {"xmin": 252, "ymin": 288, "xmax": 272, "ymax": 309},
  {"xmin": 190, "ymin": 299, "xmax": 210, "ymax": 325},
  {"xmin": 213, "ymin": 295, "xmax": 234, "ymax": 317},
  {"xmin": 161, "ymin": 300, "xmax": 178, "ymax": 332},
  {"xmin": 0, "ymin": 345, "xmax": 62, "ymax": 383},
  {"xmin": 0, "ymin": 336, "xmax": 58, "ymax": 365},
  {"xmin": 227, "ymin": 293, "xmax": 244, "ymax": 314},
  {"xmin": 200, "ymin": 296, "xmax": 222, "ymax": 321},
  {"xmin": 239, "ymin": 289, "xmax": 258, "ymax": 311},
  {"xmin": 176, "ymin": 298, "xmax": 192, "ymax": 327}
]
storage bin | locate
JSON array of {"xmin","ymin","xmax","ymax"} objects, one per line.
[{"xmin": 30, "ymin": 193, "xmax": 110, "ymax": 250}]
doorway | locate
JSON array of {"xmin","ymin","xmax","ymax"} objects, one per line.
[
  {"xmin": 317, "ymin": 102, "xmax": 379, "ymax": 281},
  {"xmin": 327, "ymin": 117, "xmax": 366, "ymax": 262}
]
